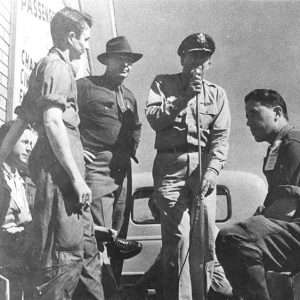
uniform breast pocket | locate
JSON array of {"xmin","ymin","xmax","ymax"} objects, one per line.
[
  {"xmin": 199, "ymin": 104, "xmax": 218, "ymax": 129},
  {"xmin": 90, "ymin": 99, "xmax": 116, "ymax": 116}
]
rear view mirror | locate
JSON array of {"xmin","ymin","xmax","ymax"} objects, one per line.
[{"xmin": 216, "ymin": 185, "xmax": 231, "ymax": 222}]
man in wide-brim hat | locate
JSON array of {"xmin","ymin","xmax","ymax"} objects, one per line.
[
  {"xmin": 97, "ymin": 35, "xmax": 143, "ymax": 65},
  {"xmin": 76, "ymin": 35, "xmax": 143, "ymax": 297}
]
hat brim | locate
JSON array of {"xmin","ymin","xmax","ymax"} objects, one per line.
[
  {"xmin": 179, "ymin": 48, "xmax": 214, "ymax": 57},
  {"xmin": 188, "ymin": 48, "xmax": 212, "ymax": 53},
  {"xmin": 97, "ymin": 52, "xmax": 143, "ymax": 65}
]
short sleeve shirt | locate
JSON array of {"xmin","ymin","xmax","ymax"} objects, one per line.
[
  {"xmin": 77, "ymin": 75, "xmax": 142, "ymax": 153},
  {"xmin": 15, "ymin": 47, "xmax": 79, "ymax": 132}
]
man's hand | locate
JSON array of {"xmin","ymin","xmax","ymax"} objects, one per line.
[
  {"xmin": 109, "ymin": 228, "xmax": 118, "ymax": 240},
  {"xmin": 2, "ymin": 223, "xmax": 24, "ymax": 234},
  {"xmin": 83, "ymin": 150, "xmax": 95, "ymax": 163},
  {"xmin": 185, "ymin": 68, "xmax": 203, "ymax": 98},
  {"xmin": 6, "ymin": 226, "xmax": 24, "ymax": 234},
  {"xmin": 72, "ymin": 177, "xmax": 92, "ymax": 209},
  {"xmin": 185, "ymin": 76, "xmax": 203, "ymax": 99},
  {"xmin": 94, "ymin": 225, "xmax": 118, "ymax": 242},
  {"xmin": 190, "ymin": 76, "xmax": 203, "ymax": 93},
  {"xmin": 201, "ymin": 169, "xmax": 218, "ymax": 197}
]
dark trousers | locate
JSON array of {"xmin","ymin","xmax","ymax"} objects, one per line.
[
  {"xmin": 30, "ymin": 169, "xmax": 104, "ymax": 300},
  {"xmin": 216, "ymin": 215, "xmax": 300, "ymax": 300},
  {"xmin": 0, "ymin": 225, "xmax": 33, "ymax": 300},
  {"xmin": 85, "ymin": 150, "xmax": 128, "ymax": 232},
  {"xmin": 85, "ymin": 150, "xmax": 129, "ymax": 298},
  {"xmin": 28, "ymin": 132, "xmax": 103, "ymax": 300}
]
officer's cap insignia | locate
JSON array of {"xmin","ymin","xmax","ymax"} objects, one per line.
[{"xmin": 197, "ymin": 33, "xmax": 206, "ymax": 44}]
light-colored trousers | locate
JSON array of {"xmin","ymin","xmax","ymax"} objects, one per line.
[{"xmin": 153, "ymin": 152, "xmax": 227, "ymax": 300}]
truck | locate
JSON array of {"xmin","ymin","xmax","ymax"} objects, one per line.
[{"xmin": 120, "ymin": 170, "xmax": 300, "ymax": 300}]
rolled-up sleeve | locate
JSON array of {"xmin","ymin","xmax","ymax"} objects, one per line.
[
  {"xmin": 146, "ymin": 76, "xmax": 186, "ymax": 131},
  {"xmin": 207, "ymin": 88, "xmax": 231, "ymax": 173},
  {"xmin": 40, "ymin": 60, "xmax": 71, "ymax": 110},
  {"xmin": 15, "ymin": 59, "xmax": 72, "ymax": 124}
]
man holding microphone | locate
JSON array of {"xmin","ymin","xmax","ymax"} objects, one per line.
[{"xmin": 145, "ymin": 33, "xmax": 232, "ymax": 299}]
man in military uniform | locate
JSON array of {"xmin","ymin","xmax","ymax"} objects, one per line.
[
  {"xmin": 146, "ymin": 33, "xmax": 231, "ymax": 299},
  {"xmin": 216, "ymin": 89, "xmax": 300, "ymax": 300}
]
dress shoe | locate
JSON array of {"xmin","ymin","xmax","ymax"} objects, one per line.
[{"xmin": 106, "ymin": 238, "xmax": 142, "ymax": 260}]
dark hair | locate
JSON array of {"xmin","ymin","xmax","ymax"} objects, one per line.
[
  {"xmin": 0, "ymin": 121, "xmax": 35, "ymax": 147},
  {"xmin": 50, "ymin": 7, "xmax": 93, "ymax": 47},
  {"xmin": 244, "ymin": 89, "xmax": 288, "ymax": 120},
  {"xmin": 0, "ymin": 121, "xmax": 14, "ymax": 146}
]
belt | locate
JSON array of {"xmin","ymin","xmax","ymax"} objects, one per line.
[{"xmin": 157, "ymin": 145, "xmax": 202, "ymax": 154}]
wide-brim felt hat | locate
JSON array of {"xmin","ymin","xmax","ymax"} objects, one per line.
[
  {"xmin": 177, "ymin": 33, "xmax": 215, "ymax": 57},
  {"xmin": 97, "ymin": 36, "xmax": 143, "ymax": 64}
]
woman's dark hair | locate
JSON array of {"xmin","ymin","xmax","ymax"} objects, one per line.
[{"xmin": 0, "ymin": 121, "xmax": 14, "ymax": 146}]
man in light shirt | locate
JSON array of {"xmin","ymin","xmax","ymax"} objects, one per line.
[
  {"xmin": 145, "ymin": 33, "xmax": 231, "ymax": 299},
  {"xmin": 0, "ymin": 121, "xmax": 36, "ymax": 300}
]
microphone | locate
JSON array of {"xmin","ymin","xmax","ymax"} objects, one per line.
[
  {"xmin": 191, "ymin": 66, "xmax": 204, "ymax": 96},
  {"xmin": 191, "ymin": 67, "xmax": 203, "ymax": 77}
]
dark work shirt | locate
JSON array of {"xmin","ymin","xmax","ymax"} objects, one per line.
[
  {"xmin": 77, "ymin": 75, "xmax": 141, "ymax": 154},
  {"xmin": 263, "ymin": 125, "xmax": 300, "ymax": 208}
]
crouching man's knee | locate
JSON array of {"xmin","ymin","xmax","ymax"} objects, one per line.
[
  {"xmin": 216, "ymin": 225, "xmax": 267, "ymax": 299},
  {"xmin": 216, "ymin": 225, "xmax": 262, "ymax": 270},
  {"xmin": 216, "ymin": 225, "xmax": 242, "ymax": 263}
]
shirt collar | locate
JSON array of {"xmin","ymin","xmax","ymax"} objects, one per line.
[
  {"xmin": 2, "ymin": 162, "xmax": 24, "ymax": 184},
  {"xmin": 274, "ymin": 124, "xmax": 294, "ymax": 143},
  {"xmin": 49, "ymin": 47, "xmax": 76, "ymax": 76},
  {"xmin": 100, "ymin": 74, "xmax": 123, "ymax": 91},
  {"xmin": 268, "ymin": 124, "xmax": 294, "ymax": 151}
]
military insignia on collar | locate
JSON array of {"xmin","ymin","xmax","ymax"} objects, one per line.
[{"xmin": 197, "ymin": 33, "xmax": 206, "ymax": 44}]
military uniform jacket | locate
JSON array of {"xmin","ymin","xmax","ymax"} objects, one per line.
[{"xmin": 146, "ymin": 73, "xmax": 231, "ymax": 173}]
